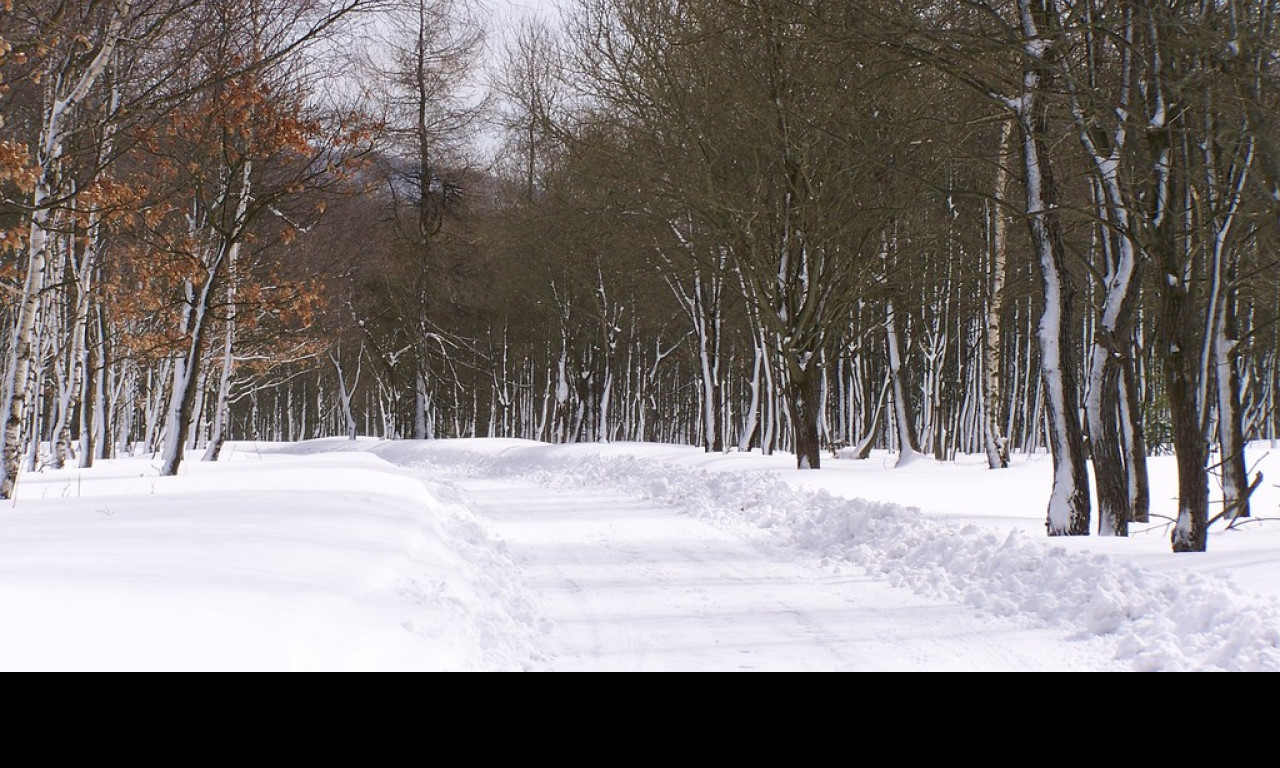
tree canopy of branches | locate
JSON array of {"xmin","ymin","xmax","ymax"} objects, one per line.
[{"xmin": 4, "ymin": 0, "xmax": 1280, "ymax": 557}]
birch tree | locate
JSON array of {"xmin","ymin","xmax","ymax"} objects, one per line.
[
  {"xmin": 982, "ymin": 118, "xmax": 1015, "ymax": 470},
  {"xmin": 1, "ymin": 0, "xmax": 134, "ymax": 499},
  {"xmin": 144, "ymin": 1, "xmax": 375, "ymax": 475}
]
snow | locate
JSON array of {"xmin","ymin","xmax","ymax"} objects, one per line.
[
  {"xmin": 3, "ymin": 438, "xmax": 1279, "ymax": 671},
  {"xmin": 1024, "ymin": 39, "xmax": 1051, "ymax": 59},
  {"xmin": 1150, "ymin": 102, "xmax": 1167, "ymax": 130}
]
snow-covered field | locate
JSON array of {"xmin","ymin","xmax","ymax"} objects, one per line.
[{"xmin": 2, "ymin": 438, "xmax": 1278, "ymax": 671}]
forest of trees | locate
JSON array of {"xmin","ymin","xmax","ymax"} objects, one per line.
[{"xmin": 2, "ymin": 0, "xmax": 1278, "ymax": 553}]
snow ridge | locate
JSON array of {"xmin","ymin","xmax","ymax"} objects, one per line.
[
  {"xmin": 364, "ymin": 441, "xmax": 1280, "ymax": 672},
  {"xmin": 417, "ymin": 487, "xmax": 554, "ymax": 671}
]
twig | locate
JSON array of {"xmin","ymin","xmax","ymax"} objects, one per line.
[
  {"xmin": 1208, "ymin": 471, "xmax": 1265, "ymax": 528},
  {"xmin": 1226, "ymin": 515, "xmax": 1280, "ymax": 531}
]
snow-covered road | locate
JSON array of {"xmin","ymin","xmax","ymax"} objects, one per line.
[
  {"xmin": 452, "ymin": 474, "xmax": 1123, "ymax": 671},
  {"xmin": 9, "ymin": 438, "xmax": 1277, "ymax": 671}
]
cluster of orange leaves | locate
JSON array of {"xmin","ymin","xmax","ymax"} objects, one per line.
[
  {"xmin": 103, "ymin": 74, "xmax": 368, "ymax": 364},
  {"xmin": 0, "ymin": 139, "xmax": 36, "ymax": 191},
  {"xmin": 0, "ymin": 8, "xmax": 361, "ymax": 382},
  {"xmin": 158, "ymin": 75, "xmax": 320, "ymax": 175},
  {"xmin": 0, "ymin": 140, "xmax": 35, "ymax": 260},
  {"xmin": 104, "ymin": 247, "xmax": 328, "ymax": 367},
  {"xmin": 102, "ymin": 233, "xmax": 215, "ymax": 362}
]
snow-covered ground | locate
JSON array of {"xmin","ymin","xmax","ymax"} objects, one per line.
[{"xmin": 2, "ymin": 438, "xmax": 1277, "ymax": 671}]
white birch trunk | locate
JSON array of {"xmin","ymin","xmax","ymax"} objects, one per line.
[
  {"xmin": 331, "ymin": 350, "xmax": 362, "ymax": 441},
  {"xmin": 415, "ymin": 372, "xmax": 431, "ymax": 440},
  {"xmin": 984, "ymin": 118, "xmax": 1015, "ymax": 469},
  {"xmin": 1, "ymin": 0, "xmax": 133, "ymax": 498},
  {"xmin": 886, "ymin": 300, "xmax": 920, "ymax": 466},
  {"xmin": 201, "ymin": 163, "xmax": 251, "ymax": 462},
  {"xmin": 201, "ymin": 320, "xmax": 237, "ymax": 462},
  {"xmin": 159, "ymin": 282, "xmax": 202, "ymax": 473}
]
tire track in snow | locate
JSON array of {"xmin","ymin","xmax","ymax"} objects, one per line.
[{"xmin": 448, "ymin": 475, "xmax": 1120, "ymax": 671}]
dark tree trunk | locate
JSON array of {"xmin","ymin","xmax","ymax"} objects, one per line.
[
  {"xmin": 1152, "ymin": 179, "xmax": 1208, "ymax": 551},
  {"xmin": 1120, "ymin": 353, "xmax": 1151, "ymax": 523},
  {"xmin": 786, "ymin": 364, "xmax": 823, "ymax": 470},
  {"xmin": 1092, "ymin": 351, "xmax": 1129, "ymax": 536},
  {"xmin": 1018, "ymin": 0, "xmax": 1091, "ymax": 536},
  {"xmin": 1162, "ymin": 283, "xmax": 1209, "ymax": 552}
]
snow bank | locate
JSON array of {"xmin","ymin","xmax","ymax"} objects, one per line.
[
  {"xmin": 3, "ymin": 449, "xmax": 548, "ymax": 671},
  {"xmin": 314, "ymin": 439, "xmax": 1280, "ymax": 672}
]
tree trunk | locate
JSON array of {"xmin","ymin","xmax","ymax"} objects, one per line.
[
  {"xmin": 160, "ymin": 281, "xmax": 213, "ymax": 476},
  {"xmin": 415, "ymin": 372, "xmax": 431, "ymax": 440},
  {"xmin": 739, "ymin": 341, "xmax": 765, "ymax": 453},
  {"xmin": 1215, "ymin": 293, "xmax": 1251, "ymax": 520},
  {"xmin": 886, "ymin": 299, "xmax": 921, "ymax": 464},
  {"xmin": 1120, "ymin": 352, "xmax": 1151, "ymax": 523},
  {"xmin": 785, "ymin": 361, "xmax": 823, "ymax": 470},
  {"xmin": 1088, "ymin": 344, "xmax": 1129, "ymax": 536},
  {"xmin": 3, "ymin": 188, "xmax": 54, "ymax": 498},
  {"xmin": 1017, "ymin": 0, "xmax": 1091, "ymax": 536},
  {"xmin": 201, "ymin": 318, "xmax": 236, "ymax": 463},
  {"xmin": 1161, "ymin": 271, "xmax": 1209, "ymax": 552},
  {"xmin": 984, "ymin": 117, "xmax": 1015, "ymax": 470},
  {"xmin": 332, "ymin": 351, "xmax": 362, "ymax": 442},
  {"xmin": 1151, "ymin": 149, "xmax": 1207, "ymax": 550},
  {"xmin": 854, "ymin": 373, "xmax": 890, "ymax": 460},
  {"xmin": 78, "ymin": 315, "xmax": 99, "ymax": 469}
]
